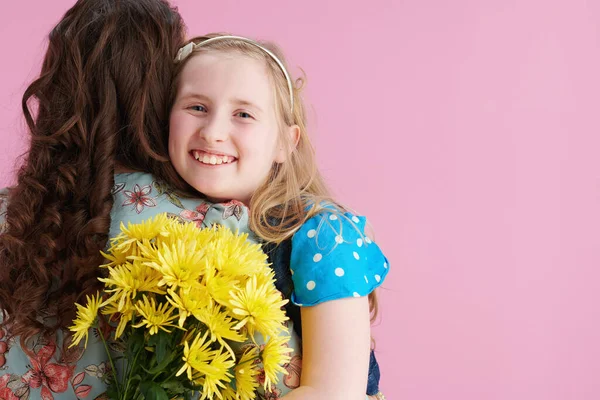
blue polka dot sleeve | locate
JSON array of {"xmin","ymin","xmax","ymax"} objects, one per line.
[{"xmin": 290, "ymin": 210, "xmax": 389, "ymax": 306}]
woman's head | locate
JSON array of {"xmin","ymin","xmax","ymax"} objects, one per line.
[
  {"xmin": 38, "ymin": 0, "xmax": 187, "ymax": 175},
  {"xmin": 169, "ymin": 34, "xmax": 332, "ymax": 241},
  {"xmin": 0, "ymin": 0, "xmax": 186, "ymax": 342}
]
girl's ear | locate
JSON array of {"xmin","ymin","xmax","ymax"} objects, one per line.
[{"xmin": 275, "ymin": 124, "xmax": 300, "ymax": 163}]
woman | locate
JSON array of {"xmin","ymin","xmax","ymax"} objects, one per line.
[{"xmin": 0, "ymin": 0, "xmax": 188, "ymax": 397}]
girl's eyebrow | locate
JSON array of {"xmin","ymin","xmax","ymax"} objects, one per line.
[
  {"xmin": 177, "ymin": 91, "xmax": 210, "ymax": 103},
  {"xmin": 230, "ymin": 98, "xmax": 263, "ymax": 113}
]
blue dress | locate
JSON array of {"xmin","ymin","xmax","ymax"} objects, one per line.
[
  {"xmin": 290, "ymin": 207, "xmax": 389, "ymax": 306},
  {"xmin": 266, "ymin": 205, "xmax": 388, "ymax": 397}
]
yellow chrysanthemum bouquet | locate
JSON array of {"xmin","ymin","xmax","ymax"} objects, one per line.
[{"xmin": 69, "ymin": 214, "xmax": 292, "ymax": 400}]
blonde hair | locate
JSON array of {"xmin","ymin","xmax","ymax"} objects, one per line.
[{"xmin": 170, "ymin": 34, "xmax": 378, "ymax": 321}]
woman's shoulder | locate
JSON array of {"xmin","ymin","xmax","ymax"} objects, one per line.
[
  {"xmin": 111, "ymin": 172, "xmax": 202, "ymax": 226},
  {"xmin": 110, "ymin": 173, "xmax": 256, "ymax": 242}
]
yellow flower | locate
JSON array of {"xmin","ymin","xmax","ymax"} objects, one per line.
[
  {"xmin": 99, "ymin": 261, "xmax": 164, "ymax": 312},
  {"xmin": 194, "ymin": 346, "xmax": 234, "ymax": 400},
  {"xmin": 261, "ymin": 334, "xmax": 293, "ymax": 391},
  {"xmin": 252, "ymin": 268, "xmax": 277, "ymax": 290},
  {"xmin": 132, "ymin": 295, "xmax": 178, "ymax": 335},
  {"xmin": 166, "ymin": 286, "xmax": 210, "ymax": 328},
  {"xmin": 159, "ymin": 219, "xmax": 213, "ymax": 249},
  {"xmin": 219, "ymin": 386, "xmax": 237, "ymax": 400},
  {"xmin": 89, "ymin": 215, "xmax": 292, "ymax": 398},
  {"xmin": 99, "ymin": 248, "xmax": 129, "ymax": 268},
  {"xmin": 205, "ymin": 268, "xmax": 240, "ymax": 307},
  {"xmin": 234, "ymin": 347, "xmax": 260, "ymax": 400},
  {"xmin": 102, "ymin": 301, "xmax": 135, "ymax": 338},
  {"xmin": 113, "ymin": 214, "xmax": 171, "ymax": 250},
  {"xmin": 69, "ymin": 293, "xmax": 103, "ymax": 348},
  {"xmin": 193, "ymin": 303, "xmax": 245, "ymax": 356},
  {"xmin": 146, "ymin": 239, "xmax": 206, "ymax": 289},
  {"xmin": 206, "ymin": 228, "xmax": 268, "ymax": 279},
  {"xmin": 230, "ymin": 276, "xmax": 289, "ymax": 340},
  {"xmin": 102, "ymin": 229, "xmax": 144, "ymax": 268},
  {"xmin": 177, "ymin": 331, "xmax": 217, "ymax": 381}
]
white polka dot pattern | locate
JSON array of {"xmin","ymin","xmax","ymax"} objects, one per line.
[{"xmin": 289, "ymin": 207, "xmax": 389, "ymax": 306}]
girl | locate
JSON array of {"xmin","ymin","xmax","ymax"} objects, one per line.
[{"xmin": 168, "ymin": 34, "xmax": 389, "ymax": 400}]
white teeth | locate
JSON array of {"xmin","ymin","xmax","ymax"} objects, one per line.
[{"xmin": 193, "ymin": 151, "xmax": 234, "ymax": 165}]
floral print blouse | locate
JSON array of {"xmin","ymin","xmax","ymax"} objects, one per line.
[{"xmin": 0, "ymin": 173, "xmax": 302, "ymax": 400}]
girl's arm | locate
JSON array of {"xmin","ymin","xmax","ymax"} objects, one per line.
[{"xmin": 282, "ymin": 296, "xmax": 371, "ymax": 400}]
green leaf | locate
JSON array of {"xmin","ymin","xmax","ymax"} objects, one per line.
[
  {"xmin": 161, "ymin": 380, "xmax": 185, "ymax": 395},
  {"xmin": 106, "ymin": 385, "xmax": 120, "ymax": 400},
  {"xmin": 147, "ymin": 333, "xmax": 159, "ymax": 348},
  {"xmin": 126, "ymin": 331, "xmax": 145, "ymax": 359},
  {"xmin": 140, "ymin": 381, "xmax": 169, "ymax": 400},
  {"xmin": 141, "ymin": 350, "xmax": 176, "ymax": 375},
  {"xmin": 155, "ymin": 330, "xmax": 169, "ymax": 364}
]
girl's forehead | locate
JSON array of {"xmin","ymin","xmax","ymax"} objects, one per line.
[
  {"xmin": 177, "ymin": 51, "xmax": 276, "ymax": 110},
  {"xmin": 187, "ymin": 49, "xmax": 264, "ymax": 68},
  {"xmin": 181, "ymin": 51, "xmax": 269, "ymax": 82}
]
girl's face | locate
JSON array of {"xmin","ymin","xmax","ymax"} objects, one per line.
[{"xmin": 169, "ymin": 51, "xmax": 287, "ymax": 204}]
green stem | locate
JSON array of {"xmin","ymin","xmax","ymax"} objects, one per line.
[
  {"xmin": 97, "ymin": 326, "xmax": 122, "ymax": 399},
  {"xmin": 162, "ymin": 361, "xmax": 180, "ymax": 383},
  {"xmin": 123, "ymin": 345, "xmax": 143, "ymax": 400}
]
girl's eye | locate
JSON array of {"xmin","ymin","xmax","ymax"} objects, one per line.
[
  {"xmin": 236, "ymin": 112, "xmax": 252, "ymax": 119},
  {"xmin": 190, "ymin": 105, "xmax": 206, "ymax": 112}
]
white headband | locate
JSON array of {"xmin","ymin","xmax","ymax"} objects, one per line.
[{"xmin": 175, "ymin": 35, "xmax": 294, "ymax": 113}]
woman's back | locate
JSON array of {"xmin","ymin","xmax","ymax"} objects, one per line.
[
  {"xmin": 0, "ymin": 0, "xmax": 187, "ymax": 345},
  {"xmin": 0, "ymin": 1, "xmax": 189, "ymax": 398}
]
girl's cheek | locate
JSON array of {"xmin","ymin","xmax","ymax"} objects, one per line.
[{"xmin": 169, "ymin": 112, "xmax": 189, "ymax": 136}]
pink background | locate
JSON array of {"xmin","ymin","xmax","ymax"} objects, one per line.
[{"xmin": 2, "ymin": 0, "xmax": 600, "ymax": 399}]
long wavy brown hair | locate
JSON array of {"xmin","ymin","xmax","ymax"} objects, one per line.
[{"xmin": 0, "ymin": 0, "xmax": 190, "ymax": 345}]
